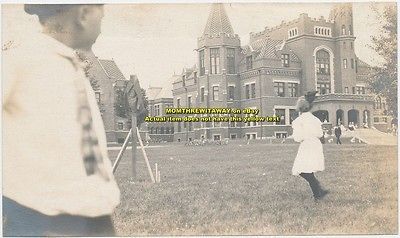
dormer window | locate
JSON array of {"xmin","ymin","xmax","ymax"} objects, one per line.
[
  {"xmin": 281, "ymin": 54, "xmax": 290, "ymax": 67},
  {"xmin": 246, "ymin": 56, "xmax": 253, "ymax": 70}
]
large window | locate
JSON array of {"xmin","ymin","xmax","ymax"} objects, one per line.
[
  {"xmin": 275, "ymin": 109, "xmax": 286, "ymax": 125},
  {"xmin": 274, "ymin": 82, "xmax": 285, "ymax": 97},
  {"xmin": 317, "ymin": 83, "xmax": 331, "ymax": 95},
  {"xmin": 199, "ymin": 50, "xmax": 205, "ymax": 76},
  {"xmin": 288, "ymin": 83, "xmax": 298, "ymax": 97},
  {"xmin": 187, "ymin": 96, "xmax": 192, "ymax": 107},
  {"xmin": 154, "ymin": 104, "xmax": 160, "ymax": 116},
  {"xmin": 245, "ymin": 83, "xmax": 256, "ymax": 99},
  {"xmin": 316, "ymin": 49, "xmax": 330, "ymax": 75},
  {"xmin": 228, "ymin": 86, "xmax": 235, "ymax": 100},
  {"xmin": 250, "ymin": 83, "xmax": 256, "ymax": 98},
  {"xmin": 212, "ymin": 86, "xmax": 219, "ymax": 101},
  {"xmin": 281, "ymin": 54, "xmax": 290, "ymax": 67},
  {"xmin": 227, "ymin": 48, "xmax": 235, "ymax": 74},
  {"xmin": 176, "ymin": 98, "xmax": 181, "ymax": 108},
  {"xmin": 341, "ymin": 25, "xmax": 346, "ymax": 35},
  {"xmin": 289, "ymin": 109, "xmax": 298, "ymax": 124},
  {"xmin": 210, "ymin": 48, "xmax": 220, "ymax": 74},
  {"xmin": 200, "ymin": 87, "xmax": 205, "ymax": 102},
  {"xmin": 246, "ymin": 56, "xmax": 253, "ymax": 70}
]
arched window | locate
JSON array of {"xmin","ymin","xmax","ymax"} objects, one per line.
[
  {"xmin": 342, "ymin": 25, "xmax": 346, "ymax": 35},
  {"xmin": 377, "ymin": 97, "xmax": 382, "ymax": 109},
  {"xmin": 316, "ymin": 49, "xmax": 330, "ymax": 75},
  {"xmin": 349, "ymin": 25, "xmax": 352, "ymax": 35}
]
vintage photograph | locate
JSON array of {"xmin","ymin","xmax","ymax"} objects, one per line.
[{"xmin": 2, "ymin": 1, "xmax": 398, "ymax": 236}]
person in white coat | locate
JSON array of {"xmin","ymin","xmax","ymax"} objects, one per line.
[{"xmin": 291, "ymin": 91, "xmax": 329, "ymax": 201}]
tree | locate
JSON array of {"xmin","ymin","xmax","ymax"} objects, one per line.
[
  {"xmin": 114, "ymin": 85, "xmax": 149, "ymax": 127},
  {"xmin": 137, "ymin": 88, "xmax": 149, "ymax": 126},
  {"xmin": 368, "ymin": 4, "xmax": 397, "ymax": 117}
]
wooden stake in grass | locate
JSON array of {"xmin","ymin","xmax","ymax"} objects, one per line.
[
  {"xmin": 136, "ymin": 127, "xmax": 156, "ymax": 183},
  {"xmin": 112, "ymin": 128, "xmax": 132, "ymax": 174},
  {"xmin": 155, "ymin": 163, "xmax": 158, "ymax": 183}
]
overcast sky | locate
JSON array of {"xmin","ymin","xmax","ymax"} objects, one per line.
[{"xmin": 2, "ymin": 2, "xmax": 392, "ymax": 89}]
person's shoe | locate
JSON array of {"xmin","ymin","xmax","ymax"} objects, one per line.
[{"xmin": 314, "ymin": 189, "xmax": 329, "ymax": 201}]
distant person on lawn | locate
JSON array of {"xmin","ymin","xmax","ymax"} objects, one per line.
[
  {"xmin": 3, "ymin": 4, "xmax": 120, "ymax": 236},
  {"xmin": 291, "ymin": 91, "xmax": 329, "ymax": 201},
  {"xmin": 334, "ymin": 124, "xmax": 342, "ymax": 145}
]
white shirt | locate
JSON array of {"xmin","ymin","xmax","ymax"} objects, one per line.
[{"xmin": 3, "ymin": 33, "xmax": 120, "ymax": 217}]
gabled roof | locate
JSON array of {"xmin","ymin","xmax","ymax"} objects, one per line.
[
  {"xmin": 203, "ymin": 3, "xmax": 235, "ymax": 36},
  {"xmin": 147, "ymin": 87, "xmax": 163, "ymax": 101},
  {"xmin": 242, "ymin": 38, "xmax": 300, "ymax": 62},
  {"xmin": 358, "ymin": 59, "xmax": 372, "ymax": 68},
  {"xmin": 98, "ymin": 59, "xmax": 126, "ymax": 80},
  {"xmin": 148, "ymin": 75, "xmax": 175, "ymax": 100},
  {"xmin": 174, "ymin": 65, "xmax": 197, "ymax": 83}
]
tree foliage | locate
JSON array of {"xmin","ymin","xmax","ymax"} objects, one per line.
[
  {"xmin": 369, "ymin": 4, "xmax": 397, "ymax": 117},
  {"xmin": 114, "ymin": 86, "xmax": 149, "ymax": 127}
]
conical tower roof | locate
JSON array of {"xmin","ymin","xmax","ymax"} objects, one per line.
[{"xmin": 202, "ymin": 3, "xmax": 235, "ymax": 36}]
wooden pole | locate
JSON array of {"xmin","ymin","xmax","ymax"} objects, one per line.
[
  {"xmin": 112, "ymin": 128, "xmax": 132, "ymax": 173},
  {"xmin": 155, "ymin": 163, "xmax": 158, "ymax": 183},
  {"xmin": 131, "ymin": 111, "xmax": 137, "ymax": 179},
  {"xmin": 136, "ymin": 127, "xmax": 156, "ymax": 183}
]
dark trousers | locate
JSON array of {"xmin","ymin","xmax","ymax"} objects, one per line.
[
  {"xmin": 336, "ymin": 135, "xmax": 342, "ymax": 144},
  {"xmin": 299, "ymin": 173, "xmax": 322, "ymax": 198},
  {"xmin": 2, "ymin": 196, "xmax": 115, "ymax": 237}
]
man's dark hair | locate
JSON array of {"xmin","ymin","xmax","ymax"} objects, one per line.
[{"xmin": 24, "ymin": 4, "xmax": 77, "ymax": 24}]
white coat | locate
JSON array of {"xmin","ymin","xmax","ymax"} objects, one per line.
[
  {"xmin": 3, "ymin": 33, "xmax": 120, "ymax": 217},
  {"xmin": 291, "ymin": 112, "xmax": 325, "ymax": 175}
]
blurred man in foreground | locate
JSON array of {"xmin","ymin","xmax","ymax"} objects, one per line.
[{"xmin": 3, "ymin": 4, "xmax": 120, "ymax": 236}]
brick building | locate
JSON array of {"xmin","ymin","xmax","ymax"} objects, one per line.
[
  {"xmin": 144, "ymin": 74, "xmax": 177, "ymax": 142},
  {"xmin": 171, "ymin": 3, "xmax": 389, "ymax": 142},
  {"xmin": 83, "ymin": 51, "xmax": 137, "ymax": 143}
]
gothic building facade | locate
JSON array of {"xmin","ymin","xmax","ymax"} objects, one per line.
[{"xmin": 168, "ymin": 3, "xmax": 388, "ymax": 141}]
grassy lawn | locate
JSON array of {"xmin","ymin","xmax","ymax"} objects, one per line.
[{"xmin": 109, "ymin": 142, "xmax": 397, "ymax": 235}]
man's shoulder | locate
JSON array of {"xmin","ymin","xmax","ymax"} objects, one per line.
[{"xmin": 5, "ymin": 43, "xmax": 76, "ymax": 78}]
